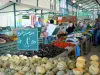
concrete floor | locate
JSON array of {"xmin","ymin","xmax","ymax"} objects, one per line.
[{"xmin": 86, "ymin": 46, "xmax": 100, "ymax": 61}]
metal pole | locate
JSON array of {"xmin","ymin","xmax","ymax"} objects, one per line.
[
  {"xmin": 76, "ymin": 6, "xmax": 78, "ymax": 24},
  {"xmin": 35, "ymin": 9, "xmax": 37, "ymax": 15},
  {"xmin": 41, "ymin": 9, "xmax": 43, "ymax": 18},
  {"xmin": 37, "ymin": 0, "xmax": 38, "ymax": 7},
  {"xmin": 66, "ymin": 0, "xmax": 69, "ymax": 15},
  {"xmin": 93, "ymin": 9, "xmax": 95, "ymax": 20},
  {"xmin": 59, "ymin": 0, "xmax": 60, "ymax": 11},
  {"xmin": 54, "ymin": 0, "xmax": 56, "ymax": 10},
  {"xmin": 35, "ymin": 0, "xmax": 38, "ymax": 15},
  {"xmin": 72, "ymin": 4, "xmax": 74, "ymax": 16},
  {"xmin": 50, "ymin": 0, "xmax": 51, "ymax": 9},
  {"xmin": 13, "ymin": 3, "xmax": 16, "ymax": 28}
]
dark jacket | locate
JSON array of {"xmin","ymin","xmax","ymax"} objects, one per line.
[
  {"xmin": 96, "ymin": 22, "xmax": 100, "ymax": 30},
  {"xmin": 66, "ymin": 25, "xmax": 75, "ymax": 34}
]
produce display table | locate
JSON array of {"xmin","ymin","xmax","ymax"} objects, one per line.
[
  {"xmin": 0, "ymin": 37, "xmax": 44, "ymax": 55},
  {"xmin": 80, "ymin": 37, "xmax": 91, "ymax": 56},
  {"xmin": 54, "ymin": 47, "xmax": 74, "ymax": 58},
  {"xmin": 0, "ymin": 29, "xmax": 94, "ymax": 58}
]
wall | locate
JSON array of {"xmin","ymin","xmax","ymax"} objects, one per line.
[
  {"xmin": 0, "ymin": 12, "xmax": 14, "ymax": 27},
  {"xmin": 21, "ymin": 0, "xmax": 37, "ymax": 6}
]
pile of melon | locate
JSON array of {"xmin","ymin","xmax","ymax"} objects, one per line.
[{"xmin": 0, "ymin": 54, "xmax": 99, "ymax": 75}]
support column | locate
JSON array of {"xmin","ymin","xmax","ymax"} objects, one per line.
[
  {"xmin": 76, "ymin": 6, "xmax": 78, "ymax": 24},
  {"xmin": 59, "ymin": 0, "xmax": 60, "ymax": 11},
  {"xmin": 41, "ymin": 9, "xmax": 43, "ymax": 18},
  {"xmin": 13, "ymin": 3, "xmax": 16, "ymax": 28},
  {"xmin": 72, "ymin": 4, "xmax": 74, "ymax": 16},
  {"xmin": 37, "ymin": 0, "xmax": 38, "ymax": 7},
  {"xmin": 35, "ymin": 0, "xmax": 39, "ymax": 15},
  {"xmin": 54, "ymin": 0, "xmax": 56, "ymax": 10},
  {"xmin": 66, "ymin": 0, "xmax": 69, "ymax": 15},
  {"xmin": 93, "ymin": 9, "xmax": 95, "ymax": 20},
  {"xmin": 35, "ymin": 9, "xmax": 37, "ymax": 15}
]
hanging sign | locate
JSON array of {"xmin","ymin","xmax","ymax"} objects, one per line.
[
  {"xmin": 22, "ymin": 16, "xmax": 30, "ymax": 19},
  {"xmin": 17, "ymin": 28, "xmax": 38, "ymax": 51},
  {"xmin": 58, "ymin": 17, "xmax": 62, "ymax": 20},
  {"xmin": 58, "ymin": 17, "xmax": 62, "ymax": 24}
]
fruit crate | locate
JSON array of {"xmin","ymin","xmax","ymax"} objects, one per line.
[
  {"xmin": 38, "ymin": 37, "xmax": 44, "ymax": 44},
  {"xmin": 0, "ymin": 38, "xmax": 44, "ymax": 55}
]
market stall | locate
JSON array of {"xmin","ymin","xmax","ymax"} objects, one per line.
[{"xmin": 0, "ymin": 18, "xmax": 95, "ymax": 58}]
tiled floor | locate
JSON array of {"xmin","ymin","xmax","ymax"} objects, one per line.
[{"xmin": 86, "ymin": 46, "xmax": 100, "ymax": 60}]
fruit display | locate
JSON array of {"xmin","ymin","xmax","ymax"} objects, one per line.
[
  {"xmin": 82, "ymin": 31, "xmax": 92, "ymax": 37},
  {"xmin": 34, "ymin": 44, "xmax": 67, "ymax": 58},
  {"xmin": 57, "ymin": 33, "xmax": 67, "ymax": 39},
  {"xmin": 10, "ymin": 35, "xmax": 17, "ymax": 41},
  {"xmin": 0, "ymin": 38, "xmax": 6, "ymax": 44},
  {"xmin": 57, "ymin": 37, "xmax": 66, "ymax": 41},
  {"xmin": 0, "ymin": 54, "xmax": 99, "ymax": 75},
  {"xmin": 0, "ymin": 34, "xmax": 13, "ymax": 43}
]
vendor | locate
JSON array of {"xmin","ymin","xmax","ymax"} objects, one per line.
[
  {"xmin": 79, "ymin": 22, "xmax": 87, "ymax": 32},
  {"xmin": 34, "ymin": 17, "xmax": 43, "ymax": 27},
  {"xmin": 66, "ymin": 22, "xmax": 75, "ymax": 34}
]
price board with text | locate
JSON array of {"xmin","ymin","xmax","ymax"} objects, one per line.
[{"xmin": 17, "ymin": 28, "xmax": 38, "ymax": 51}]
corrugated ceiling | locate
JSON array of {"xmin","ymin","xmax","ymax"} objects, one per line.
[{"xmin": 75, "ymin": 0, "xmax": 99, "ymax": 9}]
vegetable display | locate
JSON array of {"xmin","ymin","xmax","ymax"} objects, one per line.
[
  {"xmin": 52, "ymin": 41, "xmax": 75, "ymax": 49},
  {"xmin": 0, "ymin": 54, "xmax": 99, "ymax": 75}
]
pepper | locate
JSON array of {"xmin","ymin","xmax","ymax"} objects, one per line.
[{"xmin": 52, "ymin": 41, "xmax": 75, "ymax": 48}]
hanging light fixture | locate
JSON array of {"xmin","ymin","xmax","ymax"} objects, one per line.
[
  {"xmin": 79, "ymin": 4, "xmax": 82, "ymax": 6},
  {"xmin": 72, "ymin": 0, "xmax": 76, "ymax": 3}
]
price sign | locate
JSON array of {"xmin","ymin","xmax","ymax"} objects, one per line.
[{"xmin": 17, "ymin": 29, "xmax": 38, "ymax": 51}]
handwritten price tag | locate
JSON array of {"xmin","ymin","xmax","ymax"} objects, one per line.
[{"xmin": 17, "ymin": 29, "xmax": 38, "ymax": 51}]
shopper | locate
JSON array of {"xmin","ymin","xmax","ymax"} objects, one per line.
[
  {"xmin": 74, "ymin": 21, "xmax": 81, "ymax": 31},
  {"xmin": 34, "ymin": 17, "xmax": 43, "ymax": 27},
  {"xmin": 79, "ymin": 22, "xmax": 87, "ymax": 32},
  {"xmin": 87, "ymin": 22, "xmax": 92, "ymax": 30},
  {"xmin": 94, "ymin": 19, "xmax": 100, "ymax": 45},
  {"xmin": 0, "ymin": 27, "xmax": 2, "ymax": 30},
  {"xmin": 66, "ymin": 22, "xmax": 75, "ymax": 34},
  {"xmin": 46, "ymin": 19, "xmax": 57, "ymax": 43}
]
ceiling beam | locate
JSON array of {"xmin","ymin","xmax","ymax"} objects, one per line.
[
  {"xmin": 95, "ymin": 0, "xmax": 100, "ymax": 6},
  {"xmin": 82, "ymin": 3, "xmax": 97, "ymax": 8},
  {"xmin": 86, "ymin": 5, "xmax": 98, "ymax": 9},
  {"xmin": 76, "ymin": 0, "xmax": 88, "ymax": 4},
  {"xmin": 0, "ymin": 1, "xmax": 14, "ymax": 10}
]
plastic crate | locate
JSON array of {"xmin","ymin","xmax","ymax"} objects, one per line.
[
  {"xmin": 0, "ymin": 37, "xmax": 44, "ymax": 55},
  {"xmin": 38, "ymin": 37, "xmax": 44, "ymax": 44},
  {"xmin": 0, "ymin": 41, "xmax": 18, "ymax": 55}
]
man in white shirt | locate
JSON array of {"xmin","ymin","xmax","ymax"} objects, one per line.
[{"xmin": 46, "ymin": 19, "xmax": 57, "ymax": 43}]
